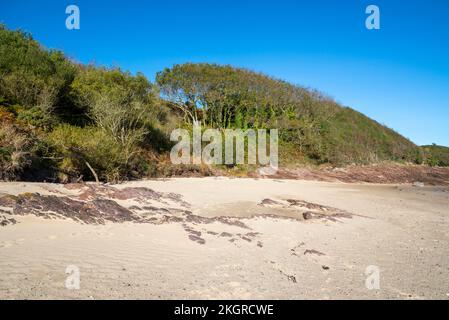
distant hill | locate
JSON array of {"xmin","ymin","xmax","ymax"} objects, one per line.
[{"xmin": 0, "ymin": 24, "xmax": 445, "ymax": 182}]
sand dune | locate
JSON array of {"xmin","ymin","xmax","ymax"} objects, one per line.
[{"xmin": 1, "ymin": 177, "xmax": 448, "ymax": 299}]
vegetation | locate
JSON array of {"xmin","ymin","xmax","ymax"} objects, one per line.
[
  {"xmin": 0, "ymin": 25, "xmax": 446, "ymax": 182},
  {"xmin": 0, "ymin": 108, "xmax": 34, "ymax": 180},
  {"xmin": 157, "ymin": 63, "xmax": 420, "ymax": 165},
  {"xmin": 422, "ymin": 144, "xmax": 449, "ymax": 167}
]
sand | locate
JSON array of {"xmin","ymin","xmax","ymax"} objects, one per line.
[{"xmin": 0, "ymin": 177, "xmax": 448, "ymax": 299}]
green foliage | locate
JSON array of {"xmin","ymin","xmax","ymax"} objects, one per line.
[
  {"xmin": 47, "ymin": 124, "xmax": 141, "ymax": 182},
  {"xmin": 156, "ymin": 63, "xmax": 323, "ymax": 129},
  {"xmin": 70, "ymin": 65, "xmax": 167, "ymax": 162},
  {"xmin": 422, "ymin": 144, "xmax": 449, "ymax": 167},
  {"xmin": 157, "ymin": 63, "xmax": 421, "ymax": 165},
  {"xmin": 15, "ymin": 105, "xmax": 59, "ymax": 130},
  {"xmin": 0, "ymin": 25, "xmax": 447, "ymax": 183},
  {"xmin": 321, "ymin": 107, "xmax": 420, "ymax": 164},
  {"xmin": 0, "ymin": 26, "xmax": 168, "ymax": 182},
  {"xmin": 0, "ymin": 109, "xmax": 35, "ymax": 180},
  {"xmin": 70, "ymin": 65, "xmax": 156, "ymax": 112},
  {"xmin": 0, "ymin": 24, "xmax": 76, "ymax": 129}
]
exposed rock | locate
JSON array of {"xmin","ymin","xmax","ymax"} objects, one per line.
[
  {"xmin": 1, "ymin": 215, "xmax": 17, "ymax": 227},
  {"xmin": 8, "ymin": 193, "xmax": 139, "ymax": 224},
  {"xmin": 183, "ymin": 211, "xmax": 250, "ymax": 229},
  {"xmin": 245, "ymin": 232, "xmax": 260, "ymax": 237},
  {"xmin": 0, "ymin": 194, "xmax": 19, "ymax": 207},
  {"xmin": 304, "ymin": 249, "xmax": 325, "ymax": 256},
  {"xmin": 259, "ymin": 197, "xmax": 352, "ymax": 222},
  {"xmin": 68, "ymin": 184, "xmax": 191, "ymax": 208},
  {"xmin": 302, "ymin": 212, "xmax": 314, "ymax": 220},
  {"xmin": 0, "ymin": 187, "xmax": 255, "ymax": 246},
  {"xmin": 258, "ymin": 198, "xmax": 282, "ymax": 206},
  {"xmin": 264, "ymin": 165, "xmax": 449, "ymax": 186},
  {"xmin": 188, "ymin": 234, "xmax": 206, "ymax": 245},
  {"xmin": 239, "ymin": 235, "xmax": 252, "ymax": 242},
  {"xmin": 219, "ymin": 232, "xmax": 233, "ymax": 237}
]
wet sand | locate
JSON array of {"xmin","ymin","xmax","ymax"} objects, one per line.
[{"xmin": 0, "ymin": 177, "xmax": 448, "ymax": 299}]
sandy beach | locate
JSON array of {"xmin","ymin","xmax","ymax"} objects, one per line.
[{"xmin": 1, "ymin": 177, "xmax": 448, "ymax": 299}]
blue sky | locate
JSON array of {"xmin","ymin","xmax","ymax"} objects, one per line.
[{"xmin": 1, "ymin": 0, "xmax": 448, "ymax": 146}]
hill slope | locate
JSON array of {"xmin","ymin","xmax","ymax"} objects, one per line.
[
  {"xmin": 421, "ymin": 145, "xmax": 449, "ymax": 166},
  {"xmin": 156, "ymin": 63, "xmax": 421, "ymax": 165},
  {"xmin": 0, "ymin": 25, "xmax": 443, "ymax": 182}
]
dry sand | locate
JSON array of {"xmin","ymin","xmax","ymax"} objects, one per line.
[{"xmin": 0, "ymin": 177, "xmax": 448, "ymax": 299}]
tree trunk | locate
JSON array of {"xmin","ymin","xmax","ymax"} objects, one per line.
[{"xmin": 84, "ymin": 160, "xmax": 100, "ymax": 184}]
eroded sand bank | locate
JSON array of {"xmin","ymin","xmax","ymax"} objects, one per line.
[{"xmin": 0, "ymin": 177, "xmax": 448, "ymax": 299}]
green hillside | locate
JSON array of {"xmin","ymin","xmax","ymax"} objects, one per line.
[
  {"xmin": 0, "ymin": 25, "xmax": 440, "ymax": 182},
  {"xmin": 156, "ymin": 63, "xmax": 421, "ymax": 165},
  {"xmin": 421, "ymin": 144, "xmax": 449, "ymax": 166}
]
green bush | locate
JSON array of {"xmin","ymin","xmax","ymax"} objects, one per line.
[
  {"xmin": 15, "ymin": 105, "xmax": 59, "ymax": 130},
  {"xmin": 422, "ymin": 144, "xmax": 449, "ymax": 167},
  {"xmin": 0, "ymin": 111, "xmax": 34, "ymax": 180},
  {"xmin": 46, "ymin": 124, "xmax": 143, "ymax": 182},
  {"xmin": 0, "ymin": 24, "xmax": 76, "ymax": 129}
]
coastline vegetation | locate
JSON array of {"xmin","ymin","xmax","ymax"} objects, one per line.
[{"xmin": 1, "ymin": 25, "xmax": 447, "ymax": 182}]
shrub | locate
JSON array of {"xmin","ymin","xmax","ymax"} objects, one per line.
[
  {"xmin": 0, "ymin": 110, "xmax": 33, "ymax": 180},
  {"xmin": 70, "ymin": 66, "xmax": 164, "ymax": 162},
  {"xmin": 0, "ymin": 25, "xmax": 76, "ymax": 109},
  {"xmin": 46, "ymin": 124, "xmax": 137, "ymax": 182},
  {"xmin": 422, "ymin": 144, "xmax": 449, "ymax": 167}
]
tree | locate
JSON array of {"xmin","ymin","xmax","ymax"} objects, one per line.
[{"xmin": 70, "ymin": 66, "xmax": 158, "ymax": 164}]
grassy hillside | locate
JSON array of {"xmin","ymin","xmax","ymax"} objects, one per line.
[
  {"xmin": 156, "ymin": 63, "xmax": 421, "ymax": 165},
  {"xmin": 0, "ymin": 25, "xmax": 441, "ymax": 182},
  {"xmin": 421, "ymin": 144, "xmax": 449, "ymax": 166},
  {"xmin": 323, "ymin": 107, "xmax": 420, "ymax": 164}
]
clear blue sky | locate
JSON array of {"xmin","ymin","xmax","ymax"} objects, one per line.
[{"xmin": 1, "ymin": 0, "xmax": 448, "ymax": 146}]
